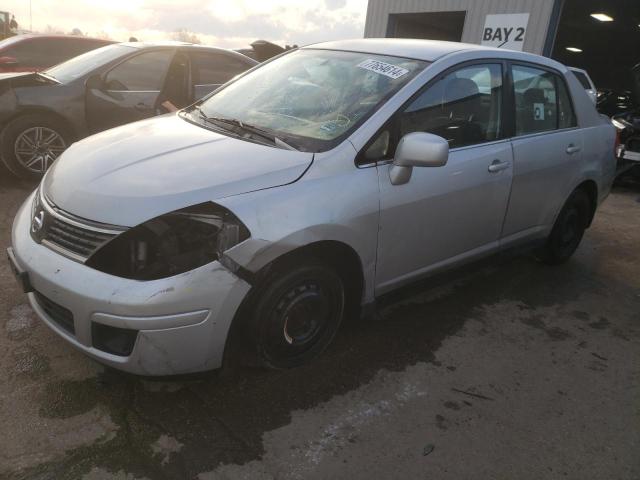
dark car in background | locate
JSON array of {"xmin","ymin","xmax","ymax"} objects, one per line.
[
  {"xmin": 612, "ymin": 62, "xmax": 640, "ymax": 177},
  {"xmin": 598, "ymin": 89, "xmax": 635, "ymax": 117},
  {"xmin": 0, "ymin": 41, "xmax": 257, "ymax": 179},
  {"xmin": 0, "ymin": 34, "xmax": 114, "ymax": 73}
]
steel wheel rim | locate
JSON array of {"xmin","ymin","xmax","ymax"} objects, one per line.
[
  {"xmin": 14, "ymin": 126, "xmax": 66, "ymax": 173},
  {"xmin": 263, "ymin": 278, "xmax": 340, "ymax": 363}
]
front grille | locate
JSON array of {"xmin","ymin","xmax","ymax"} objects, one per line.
[
  {"xmin": 45, "ymin": 216, "xmax": 116, "ymax": 259},
  {"xmin": 31, "ymin": 192, "xmax": 126, "ymax": 262},
  {"xmin": 34, "ymin": 291, "xmax": 75, "ymax": 335}
]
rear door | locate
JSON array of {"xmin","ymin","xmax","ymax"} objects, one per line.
[
  {"xmin": 189, "ymin": 51, "xmax": 254, "ymax": 100},
  {"xmin": 502, "ymin": 63, "xmax": 582, "ymax": 240},
  {"xmin": 85, "ymin": 49, "xmax": 175, "ymax": 133}
]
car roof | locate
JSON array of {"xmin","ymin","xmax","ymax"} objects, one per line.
[
  {"xmin": 303, "ymin": 38, "xmax": 506, "ymax": 62},
  {"xmin": 119, "ymin": 42, "xmax": 258, "ymax": 63},
  {"xmin": 0, "ymin": 33, "xmax": 114, "ymax": 44},
  {"xmin": 303, "ymin": 38, "xmax": 569, "ymax": 70},
  {"xmin": 569, "ymin": 67, "xmax": 589, "ymax": 74}
]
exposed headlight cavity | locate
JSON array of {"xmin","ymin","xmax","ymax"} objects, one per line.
[{"xmin": 86, "ymin": 203, "xmax": 249, "ymax": 280}]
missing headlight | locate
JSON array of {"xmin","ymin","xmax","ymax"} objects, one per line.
[{"xmin": 85, "ymin": 202, "xmax": 249, "ymax": 280}]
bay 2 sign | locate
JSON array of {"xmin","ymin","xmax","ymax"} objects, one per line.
[{"xmin": 481, "ymin": 13, "xmax": 530, "ymax": 51}]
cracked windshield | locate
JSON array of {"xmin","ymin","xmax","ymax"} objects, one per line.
[{"xmin": 199, "ymin": 50, "xmax": 426, "ymax": 149}]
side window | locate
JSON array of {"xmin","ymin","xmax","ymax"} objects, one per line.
[
  {"xmin": 512, "ymin": 65, "xmax": 577, "ymax": 135},
  {"xmin": 49, "ymin": 39, "xmax": 105, "ymax": 64},
  {"xmin": 6, "ymin": 40, "xmax": 46, "ymax": 67},
  {"xmin": 512, "ymin": 65, "xmax": 558, "ymax": 135},
  {"xmin": 105, "ymin": 50, "xmax": 174, "ymax": 91},
  {"xmin": 398, "ymin": 63, "xmax": 503, "ymax": 149},
  {"xmin": 40, "ymin": 39, "xmax": 86, "ymax": 66},
  {"xmin": 557, "ymin": 75, "xmax": 577, "ymax": 129},
  {"xmin": 191, "ymin": 52, "xmax": 251, "ymax": 86}
]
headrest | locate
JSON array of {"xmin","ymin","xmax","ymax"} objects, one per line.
[
  {"xmin": 524, "ymin": 88, "xmax": 546, "ymax": 104},
  {"xmin": 444, "ymin": 78, "xmax": 479, "ymax": 104}
]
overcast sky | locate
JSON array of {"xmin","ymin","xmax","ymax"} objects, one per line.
[{"xmin": 4, "ymin": 0, "xmax": 368, "ymax": 49}]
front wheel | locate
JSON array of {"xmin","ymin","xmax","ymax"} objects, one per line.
[
  {"xmin": 537, "ymin": 190, "xmax": 591, "ymax": 265},
  {"xmin": 1, "ymin": 114, "xmax": 72, "ymax": 180},
  {"xmin": 246, "ymin": 261, "xmax": 345, "ymax": 369}
]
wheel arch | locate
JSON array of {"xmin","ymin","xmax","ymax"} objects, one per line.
[
  {"xmin": 574, "ymin": 179, "xmax": 598, "ymax": 227},
  {"xmin": 253, "ymin": 240, "xmax": 366, "ymax": 318},
  {"xmin": 1, "ymin": 107, "xmax": 78, "ymax": 140},
  {"xmin": 222, "ymin": 239, "xmax": 366, "ymax": 368}
]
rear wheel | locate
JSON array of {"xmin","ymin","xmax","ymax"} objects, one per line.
[
  {"xmin": 245, "ymin": 261, "xmax": 345, "ymax": 369},
  {"xmin": 537, "ymin": 189, "xmax": 591, "ymax": 265},
  {"xmin": 1, "ymin": 114, "xmax": 72, "ymax": 180}
]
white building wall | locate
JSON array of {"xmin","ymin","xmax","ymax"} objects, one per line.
[{"xmin": 364, "ymin": 0, "xmax": 556, "ymax": 54}]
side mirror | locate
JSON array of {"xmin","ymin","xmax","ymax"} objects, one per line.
[
  {"xmin": 389, "ymin": 132, "xmax": 449, "ymax": 185},
  {"xmin": 85, "ymin": 74, "xmax": 104, "ymax": 90}
]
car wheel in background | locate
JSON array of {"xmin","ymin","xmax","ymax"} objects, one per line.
[
  {"xmin": 537, "ymin": 189, "xmax": 591, "ymax": 265},
  {"xmin": 1, "ymin": 114, "xmax": 72, "ymax": 180},
  {"xmin": 245, "ymin": 261, "xmax": 345, "ymax": 369}
]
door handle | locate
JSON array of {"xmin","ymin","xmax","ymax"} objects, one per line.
[
  {"xmin": 134, "ymin": 102, "xmax": 150, "ymax": 112},
  {"xmin": 566, "ymin": 144, "xmax": 581, "ymax": 154},
  {"xmin": 488, "ymin": 159, "xmax": 510, "ymax": 173}
]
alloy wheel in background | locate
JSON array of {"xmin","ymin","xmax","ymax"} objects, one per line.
[{"xmin": 14, "ymin": 126, "xmax": 67, "ymax": 174}]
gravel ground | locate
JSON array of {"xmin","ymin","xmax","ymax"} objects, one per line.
[{"xmin": 0, "ymin": 169, "xmax": 639, "ymax": 480}]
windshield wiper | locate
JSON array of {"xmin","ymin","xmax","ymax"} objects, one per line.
[{"xmin": 194, "ymin": 108, "xmax": 297, "ymax": 151}]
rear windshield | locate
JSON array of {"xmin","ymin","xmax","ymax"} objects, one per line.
[{"xmin": 45, "ymin": 44, "xmax": 135, "ymax": 83}]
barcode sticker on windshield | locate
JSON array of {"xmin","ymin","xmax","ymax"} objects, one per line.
[{"xmin": 357, "ymin": 59, "xmax": 409, "ymax": 79}]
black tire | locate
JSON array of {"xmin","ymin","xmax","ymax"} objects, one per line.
[
  {"xmin": 245, "ymin": 261, "xmax": 345, "ymax": 369},
  {"xmin": 1, "ymin": 114, "xmax": 72, "ymax": 180},
  {"xmin": 537, "ymin": 189, "xmax": 591, "ymax": 265}
]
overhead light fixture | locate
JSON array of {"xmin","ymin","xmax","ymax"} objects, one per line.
[
  {"xmin": 590, "ymin": 13, "xmax": 613, "ymax": 22},
  {"xmin": 566, "ymin": 47, "xmax": 583, "ymax": 53}
]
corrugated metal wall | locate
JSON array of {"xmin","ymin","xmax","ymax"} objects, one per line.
[{"xmin": 364, "ymin": 0, "xmax": 556, "ymax": 54}]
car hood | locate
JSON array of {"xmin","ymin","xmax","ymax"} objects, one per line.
[
  {"xmin": 43, "ymin": 114, "xmax": 314, "ymax": 227},
  {"xmin": 0, "ymin": 71, "xmax": 55, "ymax": 87}
]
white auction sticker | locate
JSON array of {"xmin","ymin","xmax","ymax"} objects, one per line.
[
  {"xmin": 533, "ymin": 102, "xmax": 545, "ymax": 121},
  {"xmin": 357, "ymin": 59, "xmax": 409, "ymax": 80}
]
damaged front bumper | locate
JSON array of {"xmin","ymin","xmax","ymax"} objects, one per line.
[{"xmin": 10, "ymin": 193, "xmax": 251, "ymax": 375}]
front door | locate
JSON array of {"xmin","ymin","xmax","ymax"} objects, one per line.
[
  {"xmin": 374, "ymin": 62, "xmax": 513, "ymax": 294},
  {"xmin": 86, "ymin": 49, "xmax": 175, "ymax": 133}
]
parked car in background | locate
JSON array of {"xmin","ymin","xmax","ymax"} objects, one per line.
[
  {"xmin": 0, "ymin": 41, "xmax": 257, "ymax": 179},
  {"xmin": 0, "ymin": 34, "xmax": 114, "ymax": 72},
  {"xmin": 7, "ymin": 39, "xmax": 616, "ymax": 375},
  {"xmin": 597, "ymin": 88, "xmax": 635, "ymax": 117},
  {"xmin": 569, "ymin": 67, "xmax": 597, "ymax": 104},
  {"xmin": 612, "ymin": 62, "xmax": 640, "ymax": 175}
]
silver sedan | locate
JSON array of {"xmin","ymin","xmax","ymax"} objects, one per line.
[{"xmin": 8, "ymin": 39, "xmax": 616, "ymax": 375}]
